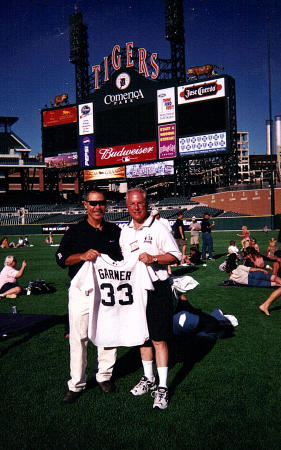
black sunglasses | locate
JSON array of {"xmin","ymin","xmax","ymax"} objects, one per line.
[{"xmin": 86, "ymin": 200, "xmax": 106, "ymax": 206}]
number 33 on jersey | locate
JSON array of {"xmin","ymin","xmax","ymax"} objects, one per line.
[{"xmin": 72, "ymin": 254, "xmax": 154, "ymax": 347}]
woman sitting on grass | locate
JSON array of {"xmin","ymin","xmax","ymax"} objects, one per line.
[
  {"xmin": 243, "ymin": 247, "xmax": 265, "ymax": 269},
  {"xmin": 225, "ymin": 254, "xmax": 281, "ymax": 287},
  {"xmin": 0, "ymin": 255, "xmax": 27, "ymax": 298},
  {"xmin": 250, "ymin": 238, "xmax": 259, "ymax": 253}
]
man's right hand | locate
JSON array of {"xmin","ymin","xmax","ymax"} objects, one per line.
[{"xmin": 81, "ymin": 249, "xmax": 101, "ymax": 261}]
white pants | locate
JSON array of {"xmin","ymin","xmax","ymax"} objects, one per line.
[{"xmin": 68, "ymin": 285, "xmax": 117, "ymax": 392}]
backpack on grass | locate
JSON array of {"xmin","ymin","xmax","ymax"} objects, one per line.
[{"xmin": 27, "ymin": 280, "xmax": 56, "ymax": 295}]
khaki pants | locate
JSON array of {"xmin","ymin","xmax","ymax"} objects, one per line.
[{"xmin": 68, "ymin": 285, "xmax": 117, "ymax": 392}]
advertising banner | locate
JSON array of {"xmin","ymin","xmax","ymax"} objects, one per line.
[
  {"xmin": 84, "ymin": 166, "xmax": 126, "ymax": 181},
  {"xmin": 44, "ymin": 152, "xmax": 78, "ymax": 169},
  {"xmin": 96, "ymin": 141, "xmax": 157, "ymax": 166},
  {"xmin": 78, "ymin": 103, "xmax": 94, "ymax": 135},
  {"xmin": 179, "ymin": 132, "xmax": 227, "ymax": 156},
  {"xmin": 43, "ymin": 106, "xmax": 77, "ymax": 127},
  {"xmin": 126, "ymin": 160, "xmax": 174, "ymax": 179},
  {"xmin": 157, "ymin": 87, "xmax": 175, "ymax": 123},
  {"xmin": 178, "ymin": 78, "xmax": 225, "ymax": 105},
  {"xmin": 79, "ymin": 135, "xmax": 95, "ymax": 168},
  {"xmin": 158, "ymin": 124, "xmax": 177, "ymax": 159}
]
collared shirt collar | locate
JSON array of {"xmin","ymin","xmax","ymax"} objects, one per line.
[{"xmin": 128, "ymin": 214, "xmax": 155, "ymax": 230}]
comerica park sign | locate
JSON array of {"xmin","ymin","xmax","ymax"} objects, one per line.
[
  {"xmin": 42, "ymin": 35, "xmax": 236, "ymax": 181},
  {"xmin": 92, "ymin": 42, "xmax": 159, "ymax": 90}
]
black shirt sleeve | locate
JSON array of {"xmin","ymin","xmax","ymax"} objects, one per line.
[{"xmin": 55, "ymin": 219, "xmax": 122, "ymax": 279}]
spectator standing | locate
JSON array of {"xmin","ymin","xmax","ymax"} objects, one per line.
[
  {"xmin": 263, "ymin": 225, "xmax": 268, "ymax": 235},
  {"xmin": 189, "ymin": 216, "xmax": 201, "ymax": 250},
  {"xmin": 56, "ymin": 188, "xmax": 122, "ymax": 404},
  {"xmin": 151, "ymin": 210, "xmax": 172, "ymax": 232},
  {"xmin": 201, "ymin": 212, "xmax": 215, "ymax": 260},
  {"xmin": 174, "ymin": 211, "xmax": 187, "ymax": 260},
  {"xmin": 120, "ymin": 187, "xmax": 181, "ymax": 409}
]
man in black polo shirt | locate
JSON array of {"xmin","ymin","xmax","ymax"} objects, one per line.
[{"xmin": 56, "ymin": 188, "xmax": 122, "ymax": 403}]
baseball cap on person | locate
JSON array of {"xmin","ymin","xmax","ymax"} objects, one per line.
[
  {"xmin": 204, "ymin": 212, "xmax": 210, "ymax": 216},
  {"xmin": 151, "ymin": 209, "xmax": 159, "ymax": 217},
  {"xmin": 192, "ymin": 216, "xmax": 196, "ymax": 220}
]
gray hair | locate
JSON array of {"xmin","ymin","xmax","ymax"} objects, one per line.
[
  {"xmin": 4, "ymin": 255, "xmax": 15, "ymax": 266},
  {"xmin": 126, "ymin": 186, "xmax": 147, "ymax": 203}
]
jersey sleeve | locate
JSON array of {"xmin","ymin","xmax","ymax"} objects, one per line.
[{"xmin": 55, "ymin": 226, "xmax": 78, "ymax": 269}]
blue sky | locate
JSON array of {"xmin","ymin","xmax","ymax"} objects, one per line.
[{"xmin": 1, "ymin": 0, "xmax": 280, "ymax": 156}]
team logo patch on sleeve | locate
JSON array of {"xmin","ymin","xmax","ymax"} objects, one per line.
[{"xmin": 57, "ymin": 253, "xmax": 62, "ymax": 259}]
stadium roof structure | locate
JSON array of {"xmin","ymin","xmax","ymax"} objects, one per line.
[{"xmin": 0, "ymin": 116, "xmax": 44, "ymax": 168}]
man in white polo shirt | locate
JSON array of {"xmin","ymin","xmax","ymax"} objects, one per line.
[{"xmin": 120, "ymin": 187, "xmax": 181, "ymax": 409}]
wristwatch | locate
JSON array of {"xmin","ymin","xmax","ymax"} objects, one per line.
[{"xmin": 153, "ymin": 256, "xmax": 158, "ymax": 263}]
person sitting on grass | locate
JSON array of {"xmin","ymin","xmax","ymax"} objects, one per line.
[
  {"xmin": 228, "ymin": 240, "xmax": 240, "ymax": 256},
  {"xmin": 250, "ymin": 238, "xmax": 259, "ymax": 252},
  {"xmin": 243, "ymin": 247, "xmax": 265, "ymax": 269},
  {"xmin": 225, "ymin": 254, "xmax": 281, "ymax": 287},
  {"xmin": 270, "ymin": 249, "xmax": 281, "ymax": 277},
  {"xmin": 259, "ymin": 286, "xmax": 281, "ymax": 315},
  {"xmin": 181, "ymin": 246, "xmax": 201, "ymax": 265},
  {"xmin": 0, "ymin": 255, "xmax": 27, "ymax": 298},
  {"xmin": 1, "ymin": 237, "xmax": 9, "ymax": 248},
  {"xmin": 266, "ymin": 238, "xmax": 279, "ymax": 260}
]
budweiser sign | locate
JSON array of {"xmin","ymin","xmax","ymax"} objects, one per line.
[{"xmin": 96, "ymin": 141, "xmax": 157, "ymax": 166}]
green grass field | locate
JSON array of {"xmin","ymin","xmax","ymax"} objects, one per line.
[{"xmin": 1, "ymin": 231, "xmax": 281, "ymax": 450}]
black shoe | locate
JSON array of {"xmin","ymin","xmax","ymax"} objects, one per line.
[
  {"xmin": 63, "ymin": 390, "xmax": 83, "ymax": 403},
  {"xmin": 98, "ymin": 380, "xmax": 116, "ymax": 393}
]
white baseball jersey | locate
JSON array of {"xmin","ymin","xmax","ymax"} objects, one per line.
[{"xmin": 71, "ymin": 254, "xmax": 154, "ymax": 347}]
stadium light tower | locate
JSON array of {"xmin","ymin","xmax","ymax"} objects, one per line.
[
  {"xmin": 69, "ymin": 8, "xmax": 90, "ymax": 102},
  {"xmin": 165, "ymin": 0, "xmax": 186, "ymax": 83}
]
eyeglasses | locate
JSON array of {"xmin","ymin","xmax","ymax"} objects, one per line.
[
  {"xmin": 86, "ymin": 200, "xmax": 106, "ymax": 206},
  {"xmin": 127, "ymin": 202, "xmax": 146, "ymax": 208}
]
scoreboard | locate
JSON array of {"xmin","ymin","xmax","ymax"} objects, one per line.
[{"xmin": 42, "ymin": 67, "xmax": 236, "ymax": 181}]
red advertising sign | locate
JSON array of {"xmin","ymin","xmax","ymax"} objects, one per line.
[
  {"xmin": 96, "ymin": 141, "xmax": 157, "ymax": 166},
  {"xmin": 43, "ymin": 106, "xmax": 77, "ymax": 127}
]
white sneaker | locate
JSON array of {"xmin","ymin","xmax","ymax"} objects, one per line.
[
  {"xmin": 152, "ymin": 386, "xmax": 169, "ymax": 409},
  {"xmin": 130, "ymin": 376, "xmax": 156, "ymax": 396}
]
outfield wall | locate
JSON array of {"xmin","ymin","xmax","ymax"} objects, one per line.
[
  {"xmin": 0, "ymin": 215, "xmax": 280, "ymax": 236},
  {"xmin": 193, "ymin": 188, "xmax": 281, "ymax": 216}
]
